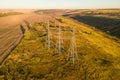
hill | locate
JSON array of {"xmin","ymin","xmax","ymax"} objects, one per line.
[
  {"xmin": 0, "ymin": 10, "xmax": 120, "ymax": 80},
  {"xmin": 64, "ymin": 9, "xmax": 120, "ymax": 38}
]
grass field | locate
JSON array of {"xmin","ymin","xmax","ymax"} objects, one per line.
[
  {"xmin": 0, "ymin": 10, "xmax": 120, "ymax": 80},
  {"xmin": 0, "ymin": 12, "xmax": 22, "ymax": 17}
]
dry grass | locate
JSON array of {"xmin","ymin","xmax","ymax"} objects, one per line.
[{"xmin": 0, "ymin": 10, "xmax": 120, "ymax": 80}]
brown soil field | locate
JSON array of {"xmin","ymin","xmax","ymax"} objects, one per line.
[{"xmin": 0, "ymin": 10, "xmax": 57, "ymax": 64}]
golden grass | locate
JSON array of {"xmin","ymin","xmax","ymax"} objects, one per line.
[{"xmin": 0, "ymin": 15, "xmax": 120, "ymax": 80}]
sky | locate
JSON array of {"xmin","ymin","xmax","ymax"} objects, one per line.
[{"xmin": 0, "ymin": 0, "xmax": 120, "ymax": 9}]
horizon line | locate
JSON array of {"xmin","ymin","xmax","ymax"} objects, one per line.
[{"xmin": 0, "ymin": 8, "xmax": 120, "ymax": 10}]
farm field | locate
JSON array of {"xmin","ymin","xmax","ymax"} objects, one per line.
[
  {"xmin": 0, "ymin": 9, "xmax": 120, "ymax": 80},
  {"xmin": 65, "ymin": 9, "xmax": 120, "ymax": 38}
]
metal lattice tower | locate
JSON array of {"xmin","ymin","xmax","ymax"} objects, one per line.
[
  {"xmin": 58, "ymin": 24, "xmax": 61, "ymax": 53},
  {"xmin": 46, "ymin": 20, "xmax": 51, "ymax": 49},
  {"xmin": 56, "ymin": 24, "xmax": 63, "ymax": 54},
  {"xmin": 68, "ymin": 27, "xmax": 78, "ymax": 63}
]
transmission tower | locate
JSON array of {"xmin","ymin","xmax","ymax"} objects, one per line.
[
  {"xmin": 58, "ymin": 24, "xmax": 61, "ymax": 53},
  {"xmin": 46, "ymin": 20, "xmax": 51, "ymax": 49},
  {"xmin": 56, "ymin": 24, "xmax": 63, "ymax": 54},
  {"xmin": 68, "ymin": 27, "xmax": 78, "ymax": 63}
]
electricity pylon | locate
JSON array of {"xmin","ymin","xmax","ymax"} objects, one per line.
[
  {"xmin": 58, "ymin": 24, "xmax": 61, "ymax": 53},
  {"xmin": 56, "ymin": 24, "xmax": 63, "ymax": 54},
  {"xmin": 68, "ymin": 27, "xmax": 78, "ymax": 63},
  {"xmin": 46, "ymin": 20, "xmax": 51, "ymax": 49}
]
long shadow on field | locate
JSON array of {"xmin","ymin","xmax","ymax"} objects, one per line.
[{"xmin": 69, "ymin": 15, "xmax": 120, "ymax": 38}]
